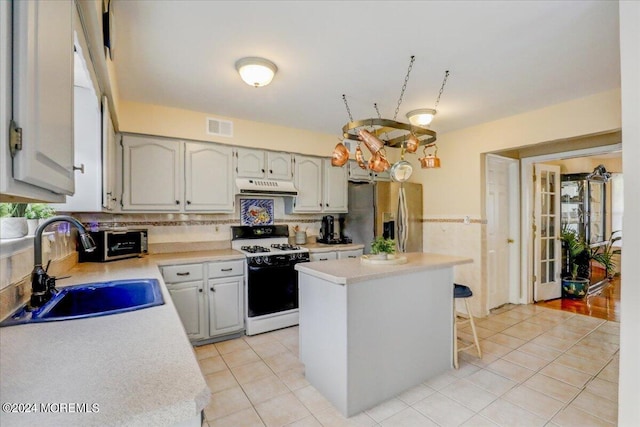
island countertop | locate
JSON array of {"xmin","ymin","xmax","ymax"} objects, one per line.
[
  {"xmin": 295, "ymin": 252, "xmax": 472, "ymax": 285},
  {"xmin": 0, "ymin": 249, "xmax": 244, "ymax": 427}
]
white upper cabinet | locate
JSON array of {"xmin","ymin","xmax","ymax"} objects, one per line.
[
  {"xmin": 185, "ymin": 142, "xmax": 234, "ymax": 212},
  {"xmin": 122, "ymin": 135, "xmax": 183, "ymax": 211},
  {"xmin": 348, "ymin": 160, "xmax": 372, "ymax": 182},
  {"xmin": 102, "ymin": 97, "xmax": 118, "ymax": 211},
  {"xmin": 1, "ymin": 0, "xmax": 73, "ymax": 201},
  {"xmin": 266, "ymin": 152, "xmax": 293, "ymax": 180},
  {"xmin": 291, "ymin": 155, "xmax": 323, "ymax": 212},
  {"xmin": 323, "ymin": 159, "xmax": 348, "ymax": 212},
  {"xmin": 235, "ymin": 148, "xmax": 292, "ymax": 180},
  {"xmin": 12, "ymin": 0, "xmax": 75, "ymax": 195}
]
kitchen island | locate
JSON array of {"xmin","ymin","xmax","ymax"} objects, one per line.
[{"xmin": 295, "ymin": 252, "xmax": 472, "ymax": 417}]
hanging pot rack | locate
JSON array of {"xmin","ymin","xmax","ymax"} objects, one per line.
[{"xmin": 341, "ymin": 118, "xmax": 437, "ymax": 148}]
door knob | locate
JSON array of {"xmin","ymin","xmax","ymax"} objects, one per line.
[{"xmin": 507, "ymin": 238, "xmax": 515, "ymax": 244}]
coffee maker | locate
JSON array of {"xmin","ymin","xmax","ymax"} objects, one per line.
[{"xmin": 317, "ymin": 215, "xmax": 335, "ymax": 244}]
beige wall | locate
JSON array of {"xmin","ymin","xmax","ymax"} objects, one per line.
[
  {"xmin": 418, "ymin": 89, "xmax": 621, "ymax": 317},
  {"xmin": 118, "ymin": 100, "xmax": 338, "ymax": 157}
]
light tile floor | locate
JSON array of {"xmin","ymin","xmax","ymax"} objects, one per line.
[{"xmin": 196, "ymin": 304, "xmax": 619, "ymax": 426}]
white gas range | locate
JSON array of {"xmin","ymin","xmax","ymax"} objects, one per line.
[{"xmin": 231, "ymin": 225, "xmax": 310, "ymax": 335}]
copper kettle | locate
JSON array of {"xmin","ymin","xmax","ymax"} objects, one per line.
[{"xmin": 419, "ymin": 144, "xmax": 441, "ymax": 169}]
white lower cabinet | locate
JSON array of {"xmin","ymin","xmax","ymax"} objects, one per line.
[
  {"xmin": 338, "ymin": 249, "xmax": 363, "ymax": 259},
  {"xmin": 310, "ymin": 251, "xmax": 337, "ymax": 262},
  {"xmin": 168, "ymin": 280, "xmax": 207, "ymax": 341},
  {"xmin": 163, "ymin": 260, "xmax": 244, "ymax": 342}
]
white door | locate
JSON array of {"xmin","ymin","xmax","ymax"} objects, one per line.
[
  {"xmin": 12, "ymin": 0, "xmax": 75, "ymax": 195},
  {"xmin": 323, "ymin": 159, "xmax": 348, "ymax": 213},
  {"xmin": 533, "ymin": 164, "xmax": 562, "ymax": 301},
  {"xmin": 168, "ymin": 281, "xmax": 207, "ymax": 341},
  {"xmin": 185, "ymin": 142, "xmax": 234, "ymax": 212},
  {"xmin": 208, "ymin": 277, "xmax": 244, "ymax": 336},
  {"xmin": 235, "ymin": 148, "xmax": 265, "ymax": 178},
  {"xmin": 122, "ymin": 135, "xmax": 182, "ymax": 211},
  {"xmin": 486, "ymin": 155, "xmax": 516, "ymax": 309},
  {"xmin": 267, "ymin": 152, "xmax": 292, "ymax": 180},
  {"xmin": 293, "ymin": 156, "xmax": 323, "ymax": 212}
]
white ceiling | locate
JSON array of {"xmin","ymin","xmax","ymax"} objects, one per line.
[{"xmin": 112, "ymin": 1, "xmax": 620, "ymax": 136}]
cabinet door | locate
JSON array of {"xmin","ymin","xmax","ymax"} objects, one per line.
[
  {"xmin": 267, "ymin": 152, "xmax": 292, "ymax": 180},
  {"xmin": 208, "ymin": 276, "xmax": 244, "ymax": 336},
  {"xmin": 168, "ymin": 280, "xmax": 207, "ymax": 341},
  {"xmin": 292, "ymin": 156, "xmax": 323, "ymax": 212},
  {"xmin": 235, "ymin": 147, "xmax": 265, "ymax": 178},
  {"xmin": 323, "ymin": 159, "xmax": 348, "ymax": 213},
  {"xmin": 348, "ymin": 160, "xmax": 372, "ymax": 182},
  {"xmin": 372, "ymin": 170, "xmax": 391, "ymax": 182},
  {"xmin": 185, "ymin": 142, "xmax": 234, "ymax": 212},
  {"xmin": 122, "ymin": 135, "xmax": 182, "ymax": 211},
  {"xmin": 102, "ymin": 96, "xmax": 117, "ymax": 211},
  {"xmin": 337, "ymin": 249, "xmax": 363, "ymax": 259},
  {"xmin": 310, "ymin": 251, "xmax": 337, "ymax": 262},
  {"xmin": 11, "ymin": 0, "xmax": 74, "ymax": 195}
]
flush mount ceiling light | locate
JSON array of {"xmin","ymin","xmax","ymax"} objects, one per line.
[
  {"xmin": 406, "ymin": 108, "xmax": 437, "ymax": 127},
  {"xmin": 332, "ymin": 56, "xmax": 450, "ymax": 179},
  {"xmin": 235, "ymin": 57, "xmax": 278, "ymax": 88}
]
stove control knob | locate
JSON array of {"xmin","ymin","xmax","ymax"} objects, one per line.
[{"xmin": 254, "ymin": 257, "xmax": 262, "ymax": 265}]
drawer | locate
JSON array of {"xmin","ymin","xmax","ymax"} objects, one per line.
[
  {"xmin": 208, "ymin": 260, "xmax": 244, "ymax": 278},
  {"xmin": 310, "ymin": 251, "xmax": 337, "ymax": 262},
  {"xmin": 338, "ymin": 249, "xmax": 363, "ymax": 259},
  {"xmin": 162, "ymin": 263, "xmax": 204, "ymax": 283}
]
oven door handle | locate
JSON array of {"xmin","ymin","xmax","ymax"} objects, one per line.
[{"xmin": 248, "ymin": 263, "xmax": 293, "ymax": 272}]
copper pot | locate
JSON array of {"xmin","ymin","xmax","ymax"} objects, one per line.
[
  {"xmin": 331, "ymin": 142, "xmax": 349, "ymax": 167},
  {"xmin": 405, "ymin": 134, "xmax": 419, "ymax": 153},
  {"xmin": 358, "ymin": 129, "xmax": 384, "ymax": 155},
  {"xmin": 419, "ymin": 144, "xmax": 441, "ymax": 169},
  {"xmin": 368, "ymin": 151, "xmax": 391, "ymax": 172},
  {"xmin": 355, "ymin": 145, "xmax": 367, "ymax": 169}
]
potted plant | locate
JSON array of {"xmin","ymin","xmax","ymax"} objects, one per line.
[
  {"xmin": 560, "ymin": 228, "xmax": 590, "ymax": 299},
  {"xmin": 24, "ymin": 204, "xmax": 56, "ymax": 235},
  {"xmin": 591, "ymin": 230, "xmax": 622, "ymax": 279},
  {"xmin": 0, "ymin": 203, "xmax": 29, "ymax": 239},
  {"xmin": 370, "ymin": 237, "xmax": 396, "ymax": 259}
]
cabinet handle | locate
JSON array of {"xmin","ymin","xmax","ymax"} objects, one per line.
[
  {"xmin": 261, "ymin": 168, "xmax": 265, "ymax": 173},
  {"xmin": 319, "ymin": 203, "xmax": 322, "ymax": 207},
  {"xmin": 73, "ymin": 164, "xmax": 85, "ymax": 174},
  {"xmin": 176, "ymin": 272, "xmax": 190, "ymax": 276},
  {"xmin": 175, "ymin": 200, "xmax": 180, "ymax": 205},
  {"xmin": 269, "ymin": 169, "xmax": 273, "ymax": 174},
  {"xmin": 187, "ymin": 200, "xmax": 191, "ymax": 205},
  {"xmin": 220, "ymin": 268, "xmax": 233, "ymax": 272},
  {"xmin": 199, "ymin": 288, "xmax": 203, "ymax": 293},
  {"xmin": 210, "ymin": 287, "xmax": 215, "ymax": 292},
  {"xmin": 348, "ymin": 256, "xmax": 357, "ymax": 258},
  {"xmin": 326, "ymin": 203, "xmax": 329, "ymax": 207},
  {"xmin": 320, "ymin": 258, "xmax": 328, "ymax": 261}
]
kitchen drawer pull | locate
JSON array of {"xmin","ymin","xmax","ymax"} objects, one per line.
[
  {"xmin": 320, "ymin": 258, "xmax": 328, "ymax": 261},
  {"xmin": 210, "ymin": 287, "xmax": 215, "ymax": 292},
  {"xmin": 220, "ymin": 268, "xmax": 233, "ymax": 272},
  {"xmin": 176, "ymin": 272, "xmax": 190, "ymax": 276},
  {"xmin": 348, "ymin": 256, "xmax": 357, "ymax": 258}
]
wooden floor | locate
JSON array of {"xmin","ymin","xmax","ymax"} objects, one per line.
[{"xmin": 536, "ymin": 272, "xmax": 621, "ymax": 322}]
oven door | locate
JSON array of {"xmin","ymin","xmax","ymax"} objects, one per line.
[{"xmin": 247, "ymin": 262, "xmax": 300, "ymax": 317}]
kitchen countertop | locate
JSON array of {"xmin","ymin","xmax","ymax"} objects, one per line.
[
  {"xmin": 0, "ymin": 249, "xmax": 244, "ymax": 427},
  {"xmin": 300, "ymin": 242, "xmax": 365, "ymax": 253},
  {"xmin": 295, "ymin": 252, "xmax": 472, "ymax": 285}
]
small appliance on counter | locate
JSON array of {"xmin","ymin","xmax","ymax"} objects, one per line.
[
  {"xmin": 79, "ymin": 228, "xmax": 148, "ymax": 262},
  {"xmin": 316, "ymin": 215, "xmax": 352, "ymax": 244}
]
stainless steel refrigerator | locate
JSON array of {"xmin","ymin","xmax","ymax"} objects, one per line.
[{"xmin": 343, "ymin": 181, "xmax": 423, "ymax": 254}]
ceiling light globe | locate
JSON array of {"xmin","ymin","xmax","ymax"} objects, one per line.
[
  {"xmin": 406, "ymin": 108, "xmax": 437, "ymax": 127},
  {"xmin": 235, "ymin": 57, "xmax": 278, "ymax": 87}
]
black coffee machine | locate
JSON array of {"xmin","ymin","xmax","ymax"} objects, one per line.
[{"xmin": 317, "ymin": 215, "xmax": 336, "ymax": 244}]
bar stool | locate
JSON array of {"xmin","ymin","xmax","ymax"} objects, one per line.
[{"xmin": 453, "ymin": 283, "xmax": 482, "ymax": 369}]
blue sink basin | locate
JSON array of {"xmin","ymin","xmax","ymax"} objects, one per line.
[{"xmin": 0, "ymin": 279, "xmax": 164, "ymax": 326}]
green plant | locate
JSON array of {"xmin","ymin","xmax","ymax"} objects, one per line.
[
  {"xmin": 561, "ymin": 228, "xmax": 589, "ymax": 280},
  {"xmin": 0, "ymin": 203, "xmax": 28, "ymax": 218},
  {"xmin": 25, "ymin": 204, "xmax": 56, "ymax": 219},
  {"xmin": 371, "ymin": 237, "xmax": 396, "ymax": 255},
  {"xmin": 591, "ymin": 230, "xmax": 622, "ymax": 278}
]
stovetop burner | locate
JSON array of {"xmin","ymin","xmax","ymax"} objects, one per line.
[
  {"xmin": 270, "ymin": 244, "xmax": 301, "ymax": 251},
  {"xmin": 241, "ymin": 245, "xmax": 271, "ymax": 254}
]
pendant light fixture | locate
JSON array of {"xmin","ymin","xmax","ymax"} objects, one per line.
[
  {"xmin": 235, "ymin": 57, "xmax": 278, "ymax": 87},
  {"xmin": 335, "ymin": 56, "xmax": 450, "ymax": 178}
]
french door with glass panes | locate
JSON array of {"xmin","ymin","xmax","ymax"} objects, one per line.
[{"xmin": 533, "ymin": 164, "xmax": 562, "ymax": 301}]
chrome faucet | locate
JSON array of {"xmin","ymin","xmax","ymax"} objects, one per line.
[{"xmin": 30, "ymin": 215, "xmax": 96, "ymax": 309}]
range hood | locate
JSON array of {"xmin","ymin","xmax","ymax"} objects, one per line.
[{"xmin": 235, "ymin": 178, "xmax": 298, "ymax": 196}]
